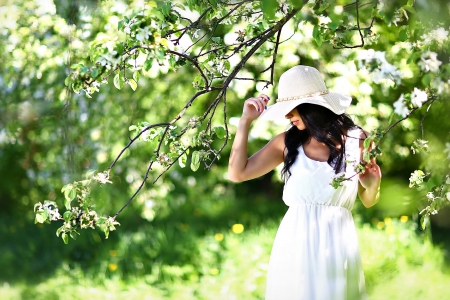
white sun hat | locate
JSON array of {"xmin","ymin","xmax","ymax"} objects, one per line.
[{"xmin": 259, "ymin": 65, "xmax": 352, "ymax": 120}]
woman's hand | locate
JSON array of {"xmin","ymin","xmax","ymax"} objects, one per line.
[
  {"xmin": 241, "ymin": 94, "xmax": 270, "ymax": 122},
  {"xmin": 359, "ymin": 160, "xmax": 382, "ymax": 190},
  {"xmin": 358, "ymin": 159, "xmax": 381, "ymax": 208}
]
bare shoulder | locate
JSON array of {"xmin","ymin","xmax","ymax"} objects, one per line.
[
  {"xmin": 271, "ymin": 131, "xmax": 286, "ymax": 148},
  {"xmin": 266, "ymin": 131, "xmax": 286, "ymax": 157}
]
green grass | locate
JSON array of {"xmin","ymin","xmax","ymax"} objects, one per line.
[{"xmin": 2, "ymin": 218, "xmax": 449, "ymax": 300}]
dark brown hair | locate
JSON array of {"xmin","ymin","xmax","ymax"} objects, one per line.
[{"xmin": 281, "ymin": 103, "xmax": 357, "ymax": 179}]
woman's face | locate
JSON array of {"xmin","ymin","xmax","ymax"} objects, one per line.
[{"xmin": 285, "ymin": 108, "xmax": 306, "ymax": 130}]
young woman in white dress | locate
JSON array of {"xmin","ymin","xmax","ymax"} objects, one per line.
[{"xmin": 228, "ymin": 65, "xmax": 381, "ymax": 300}]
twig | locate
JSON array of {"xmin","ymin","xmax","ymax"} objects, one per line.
[
  {"xmin": 205, "ymin": 93, "xmax": 229, "ymax": 169},
  {"xmin": 168, "ymin": 7, "xmax": 213, "ymax": 43},
  {"xmin": 113, "ymin": 125, "xmax": 170, "ymax": 218},
  {"xmin": 167, "ymin": 50, "xmax": 210, "ymax": 88},
  {"xmin": 333, "ymin": 0, "xmax": 378, "ymax": 49},
  {"xmin": 214, "ymin": 76, "xmax": 271, "ymax": 85},
  {"xmin": 334, "ymin": 0, "xmax": 364, "ymax": 49},
  {"xmin": 420, "ymin": 98, "xmax": 435, "ymax": 139},
  {"xmin": 261, "ymin": 24, "xmax": 283, "ymax": 86},
  {"xmin": 108, "ymin": 122, "xmax": 170, "ymax": 171},
  {"xmin": 152, "ymin": 147, "xmax": 190, "ymax": 184}
]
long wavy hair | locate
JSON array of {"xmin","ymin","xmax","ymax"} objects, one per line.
[{"xmin": 281, "ymin": 103, "xmax": 357, "ymax": 179}]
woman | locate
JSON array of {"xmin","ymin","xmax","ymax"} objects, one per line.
[{"xmin": 228, "ymin": 65, "xmax": 381, "ymax": 300}]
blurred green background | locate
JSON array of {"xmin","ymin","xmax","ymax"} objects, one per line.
[{"xmin": 1, "ymin": 0, "xmax": 450, "ymax": 299}]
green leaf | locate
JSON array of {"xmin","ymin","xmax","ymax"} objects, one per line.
[
  {"xmin": 62, "ymin": 233, "xmax": 69, "ymax": 244},
  {"xmin": 387, "ymin": 112, "xmax": 395, "ymax": 125},
  {"xmin": 191, "ymin": 151, "xmax": 200, "ymax": 172},
  {"xmin": 312, "ymin": 25, "xmax": 320, "ymax": 39},
  {"xmin": 402, "ymin": 5, "xmax": 416, "ymax": 15},
  {"xmin": 114, "ymin": 73, "xmax": 124, "ymax": 90},
  {"xmin": 35, "ymin": 211, "xmax": 48, "ymax": 224},
  {"xmin": 328, "ymin": 21, "xmax": 339, "ymax": 32},
  {"xmin": 363, "ymin": 138, "xmax": 371, "ymax": 149},
  {"xmin": 56, "ymin": 227, "xmax": 63, "ymax": 237},
  {"xmin": 214, "ymin": 126, "xmax": 226, "ymax": 139},
  {"xmin": 129, "ymin": 125, "xmax": 138, "ymax": 131},
  {"xmin": 399, "ymin": 29, "xmax": 408, "ymax": 42},
  {"xmin": 422, "ymin": 73, "xmax": 431, "ymax": 86},
  {"xmin": 97, "ymin": 217, "xmax": 107, "ymax": 225},
  {"xmin": 85, "ymin": 169, "xmax": 96, "ymax": 179},
  {"xmin": 179, "ymin": 153, "xmax": 187, "ymax": 168},
  {"xmin": 63, "ymin": 211, "xmax": 72, "ymax": 222},
  {"xmin": 104, "ymin": 228, "xmax": 110, "ymax": 239},
  {"xmin": 261, "ymin": 0, "xmax": 277, "ymax": 20},
  {"xmin": 427, "ymin": 174, "xmax": 442, "ymax": 190},
  {"xmin": 224, "ymin": 60, "xmax": 230, "ymax": 71},
  {"xmin": 64, "ymin": 189, "xmax": 76, "ymax": 210},
  {"xmin": 313, "ymin": 27, "xmax": 323, "ymax": 46},
  {"xmin": 407, "ymin": 52, "xmax": 421, "ymax": 64},
  {"xmin": 133, "ymin": 70, "xmax": 141, "ymax": 83},
  {"xmin": 61, "ymin": 183, "xmax": 71, "ymax": 193},
  {"xmin": 64, "ymin": 76, "xmax": 71, "ymax": 87},
  {"xmin": 144, "ymin": 57, "xmax": 154, "ymax": 71},
  {"xmin": 70, "ymin": 232, "xmax": 78, "ymax": 240},
  {"xmin": 118, "ymin": 19, "xmax": 124, "ymax": 30},
  {"xmin": 128, "ymin": 78, "xmax": 138, "ymax": 91},
  {"xmin": 420, "ymin": 215, "xmax": 429, "ymax": 229},
  {"xmin": 363, "ymin": 151, "xmax": 370, "ymax": 163}
]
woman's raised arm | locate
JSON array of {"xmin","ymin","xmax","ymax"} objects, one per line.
[{"xmin": 228, "ymin": 95, "xmax": 285, "ymax": 182}]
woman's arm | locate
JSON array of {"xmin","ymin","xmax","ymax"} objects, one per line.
[
  {"xmin": 228, "ymin": 94, "xmax": 285, "ymax": 182},
  {"xmin": 358, "ymin": 130, "xmax": 382, "ymax": 208}
]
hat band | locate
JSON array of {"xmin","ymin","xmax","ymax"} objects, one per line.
[{"xmin": 276, "ymin": 90, "xmax": 329, "ymax": 102}]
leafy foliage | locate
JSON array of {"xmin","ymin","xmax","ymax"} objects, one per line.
[{"xmin": 1, "ymin": 0, "xmax": 449, "ymax": 243}]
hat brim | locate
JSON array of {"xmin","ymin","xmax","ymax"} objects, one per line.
[{"xmin": 258, "ymin": 92, "xmax": 352, "ymax": 121}]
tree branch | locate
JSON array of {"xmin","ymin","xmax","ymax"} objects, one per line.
[
  {"xmin": 108, "ymin": 122, "xmax": 170, "ymax": 171},
  {"xmin": 107, "ymin": 5, "xmax": 304, "ymax": 219},
  {"xmin": 261, "ymin": 24, "xmax": 283, "ymax": 86}
]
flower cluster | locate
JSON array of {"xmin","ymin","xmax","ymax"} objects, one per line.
[
  {"xmin": 409, "ymin": 170, "xmax": 426, "ymax": 188},
  {"xmin": 421, "ymin": 27, "xmax": 449, "ymax": 46},
  {"xmin": 411, "ymin": 88, "xmax": 428, "ymax": 108},
  {"xmin": 393, "ymin": 94, "xmax": 409, "ymax": 117},
  {"xmin": 93, "ymin": 171, "xmax": 112, "ymax": 184},
  {"xmin": 418, "ymin": 51, "xmax": 442, "ymax": 73},
  {"xmin": 358, "ymin": 49, "xmax": 403, "ymax": 84}
]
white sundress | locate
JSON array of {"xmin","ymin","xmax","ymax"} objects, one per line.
[{"xmin": 265, "ymin": 128, "xmax": 367, "ymax": 300}]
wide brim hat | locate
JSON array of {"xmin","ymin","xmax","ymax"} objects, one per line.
[{"xmin": 259, "ymin": 65, "xmax": 352, "ymax": 120}]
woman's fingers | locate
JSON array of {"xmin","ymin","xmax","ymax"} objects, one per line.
[{"xmin": 246, "ymin": 96, "xmax": 268, "ymax": 112}]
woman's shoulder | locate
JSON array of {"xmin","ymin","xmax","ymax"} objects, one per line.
[{"xmin": 272, "ymin": 131, "xmax": 287, "ymax": 147}]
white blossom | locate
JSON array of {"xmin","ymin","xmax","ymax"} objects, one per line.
[
  {"xmin": 418, "ymin": 51, "xmax": 442, "ymax": 72},
  {"xmin": 434, "ymin": 27, "xmax": 449, "ymax": 44},
  {"xmin": 93, "ymin": 171, "xmax": 112, "ymax": 184},
  {"xmin": 447, "ymin": 192, "xmax": 450, "ymax": 201},
  {"xmin": 318, "ymin": 16, "xmax": 332, "ymax": 24},
  {"xmin": 358, "ymin": 49, "xmax": 403, "ymax": 84},
  {"xmin": 431, "ymin": 77, "xmax": 446, "ymax": 94},
  {"xmin": 422, "ymin": 27, "xmax": 449, "ymax": 45},
  {"xmin": 393, "ymin": 94, "xmax": 409, "ymax": 117},
  {"xmin": 411, "ymin": 88, "xmax": 427, "ymax": 108},
  {"xmin": 136, "ymin": 26, "xmax": 152, "ymax": 42}
]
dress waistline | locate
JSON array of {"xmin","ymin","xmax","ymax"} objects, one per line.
[{"xmin": 286, "ymin": 201, "xmax": 351, "ymax": 212}]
